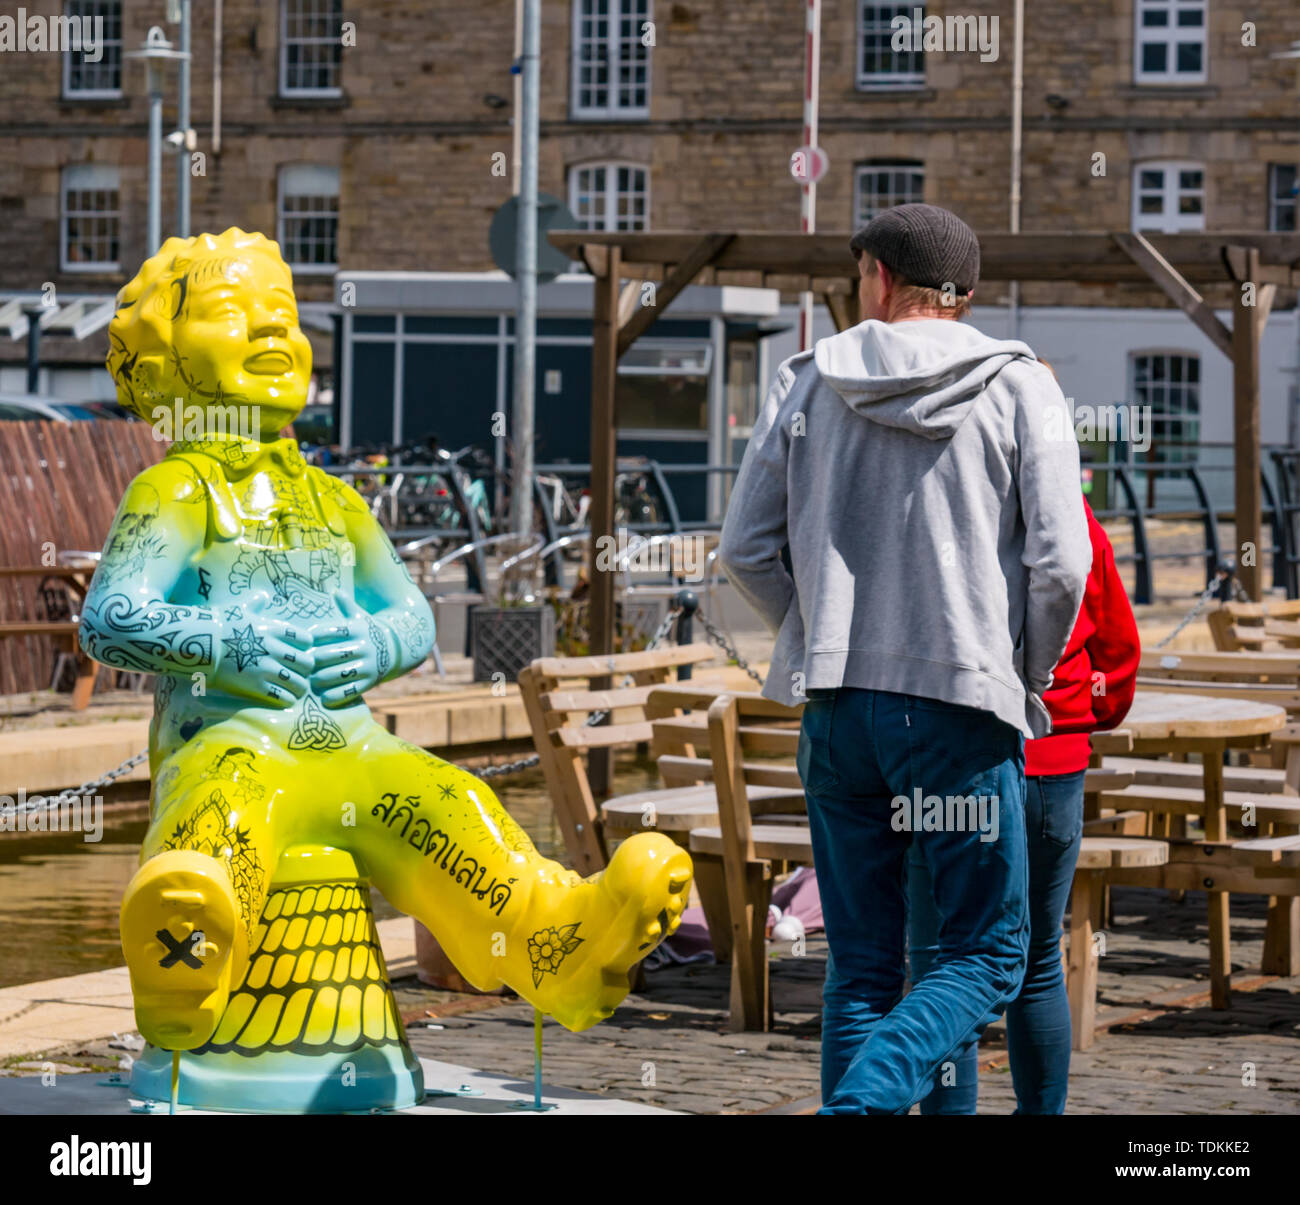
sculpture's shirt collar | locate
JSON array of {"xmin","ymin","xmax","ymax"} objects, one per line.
[{"xmin": 170, "ymin": 436, "xmax": 307, "ymax": 480}]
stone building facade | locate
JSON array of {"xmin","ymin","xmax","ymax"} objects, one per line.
[{"xmin": 0, "ymin": 0, "xmax": 1297, "ymax": 393}]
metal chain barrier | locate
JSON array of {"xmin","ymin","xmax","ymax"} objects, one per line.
[
  {"xmin": 14, "ymin": 749, "xmax": 150, "ymax": 819},
  {"xmin": 694, "ymin": 608, "xmax": 765, "ymax": 686},
  {"xmin": 1152, "ymin": 579, "xmax": 1224, "ymax": 650}
]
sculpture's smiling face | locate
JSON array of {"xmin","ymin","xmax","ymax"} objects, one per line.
[
  {"xmin": 164, "ymin": 251, "xmax": 313, "ymax": 437},
  {"xmin": 108, "ymin": 230, "xmax": 314, "ymax": 440}
]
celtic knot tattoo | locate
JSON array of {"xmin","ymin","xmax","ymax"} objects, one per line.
[
  {"xmin": 287, "ymin": 696, "xmax": 347, "ymax": 751},
  {"xmin": 368, "ymin": 617, "xmax": 392, "ymax": 678}
]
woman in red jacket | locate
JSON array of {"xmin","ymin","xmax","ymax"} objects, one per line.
[{"xmin": 908, "ymin": 499, "xmax": 1140, "ymax": 1113}]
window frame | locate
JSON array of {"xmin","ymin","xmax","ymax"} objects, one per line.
[
  {"xmin": 279, "ymin": 0, "xmax": 345, "ymax": 99},
  {"xmin": 1131, "ymin": 160, "xmax": 1206, "ymax": 234},
  {"xmin": 569, "ymin": 0, "xmax": 653, "ymax": 121},
  {"xmin": 853, "ymin": 160, "xmax": 926, "ymax": 226},
  {"xmin": 856, "ymin": 2, "xmax": 926, "ymax": 91},
  {"xmin": 1269, "ymin": 163, "xmax": 1298, "ymax": 233},
  {"xmin": 60, "ymin": 163, "xmax": 121, "ymax": 273},
  {"xmin": 1133, "ymin": 0, "xmax": 1208, "ymax": 86},
  {"xmin": 61, "ymin": 0, "xmax": 123, "ymax": 100},
  {"xmin": 567, "ymin": 161, "xmax": 650, "ymax": 233},
  {"xmin": 1129, "ymin": 349, "xmax": 1202, "ymax": 464},
  {"xmin": 277, "ymin": 164, "xmax": 341, "ymax": 274}
]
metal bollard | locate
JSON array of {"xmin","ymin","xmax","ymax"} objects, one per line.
[
  {"xmin": 674, "ymin": 589, "xmax": 699, "ymax": 679},
  {"xmin": 1213, "ymin": 558, "xmax": 1236, "ymax": 602}
]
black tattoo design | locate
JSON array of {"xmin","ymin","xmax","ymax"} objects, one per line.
[
  {"xmin": 81, "ymin": 593, "xmax": 215, "ymax": 674},
  {"xmin": 201, "ymin": 746, "xmax": 267, "ymax": 808},
  {"xmin": 98, "ymin": 485, "xmax": 167, "ymax": 587},
  {"xmin": 287, "ymin": 696, "xmax": 347, "ymax": 751},
  {"xmin": 370, "ymin": 791, "xmax": 516, "ymax": 917},
  {"xmin": 368, "ymin": 617, "xmax": 392, "ymax": 678},
  {"xmin": 221, "ymin": 624, "xmax": 268, "ymax": 672},
  {"xmin": 160, "ymin": 787, "xmax": 265, "ymax": 934},
  {"xmin": 527, "ymin": 924, "xmax": 583, "ymax": 988},
  {"xmin": 388, "ymin": 611, "xmax": 433, "ymax": 661}
]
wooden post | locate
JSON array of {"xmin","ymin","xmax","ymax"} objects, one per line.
[
  {"xmin": 1067, "ymin": 869, "xmax": 1099, "ymax": 1051},
  {"xmin": 1202, "ymin": 749, "xmax": 1232, "ymax": 1008},
  {"xmin": 1231, "ymin": 246, "xmax": 1264, "ymax": 601},
  {"xmin": 587, "ymin": 244, "xmax": 621, "ymax": 796}
]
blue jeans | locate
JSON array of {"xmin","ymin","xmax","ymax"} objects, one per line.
[
  {"xmin": 799, "ymin": 688, "xmax": 1029, "ymax": 1115},
  {"xmin": 909, "ymin": 768, "xmax": 1085, "ymax": 1114}
]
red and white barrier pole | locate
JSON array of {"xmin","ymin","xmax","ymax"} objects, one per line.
[{"xmin": 799, "ymin": 0, "xmax": 821, "ymax": 351}]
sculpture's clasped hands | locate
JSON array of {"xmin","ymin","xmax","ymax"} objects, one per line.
[
  {"xmin": 211, "ymin": 617, "xmax": 315, "ymax": 708},
  {"xmin": 308, "ymin": 593, "xmax": 396, "ymax": 708}
]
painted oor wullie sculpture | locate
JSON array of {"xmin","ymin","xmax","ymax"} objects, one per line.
[{"xmin": 83, "ymin": 228, "xmax": 692, "ymax": 1050}]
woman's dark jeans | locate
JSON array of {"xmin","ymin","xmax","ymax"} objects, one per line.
[{"xmin": 908, "ymin": 768, "xmax": 1086, "ymax": 1114}]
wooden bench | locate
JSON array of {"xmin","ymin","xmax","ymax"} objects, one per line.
[
  {"xmin": 1097, "ymin": 783, "xmax": 1300, "ymax": 830},
  {"xmin": 516, "ymin": 643, "xmax": 722, "ymax": 876},
  {"xmin": 1208, "ymin": 600, "xmax": 1300, "ymax": 651},
  {"xmin": 685, "ymin": 693, "xmax": 807, "ymax": 1032},
  {"xmin": 1102, "ymin": 755, "xmax": 1288, "ymax": 796},
  {"xmin": 1067, "ymin": 836, "xmax": 1170, "ymax": 1051}
]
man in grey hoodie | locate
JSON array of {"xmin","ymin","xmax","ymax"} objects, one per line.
[{"xmin": 719, "ymin": 204, "xmax": 1090, "ymax": 1114}]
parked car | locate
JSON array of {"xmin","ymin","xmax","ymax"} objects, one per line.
[{"xmin": 0, "ymin": 392, "xmax": 107, "ymax": 421}]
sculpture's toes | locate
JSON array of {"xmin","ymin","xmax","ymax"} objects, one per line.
[
  {"xmin": 543, "ymin": 833, "xmax": 693, "ymax": 1032},
  {"xmin": 120, "ymin": 850, "xmax": 239, "ymax": 1051}
]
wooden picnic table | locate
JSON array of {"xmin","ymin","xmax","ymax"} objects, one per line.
[{"xmin": 1113, "ymin": 690, "xmax": 1288, "ymax": 1008}]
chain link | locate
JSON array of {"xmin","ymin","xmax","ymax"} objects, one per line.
[
  {"xmin": 694, "ymin": 608, "xmax": 765, "ymax": 686},
  {"xmin": 1153, "ymin": 569, "xmax": 1236, "ymax": 650},
  {"xmin": 16, "ymin": 749, "xmax": 150, "ymax": 817}
]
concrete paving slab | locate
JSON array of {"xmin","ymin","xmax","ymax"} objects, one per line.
[
  {"xmin": 0, "ymin": 1057, "xmax": 677, "ymax": 1115},
  {"xmin": 0, "ymin": 918, "xmax": 417, "ymax": 1061}
]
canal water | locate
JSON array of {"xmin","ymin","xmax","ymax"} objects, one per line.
[{"xmin": 0, "ymin": 757, "xmax": 660, "ymax": 989}]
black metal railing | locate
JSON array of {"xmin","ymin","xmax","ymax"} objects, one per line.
[
  {"xmin": 1087, "ymin": 452, "xmax": 1289, "ymax": 604},
  {"xmin": 333, "ymin": 450, "xmax": 1300, "ymax": 606}
]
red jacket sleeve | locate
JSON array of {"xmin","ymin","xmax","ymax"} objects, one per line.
[{"xmin": 1083, "ymin": 519, "xmax": 1140, "ymax": 730}]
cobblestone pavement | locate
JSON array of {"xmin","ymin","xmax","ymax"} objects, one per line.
[
  {"xmin": 7, "ymin": 887, "xmax": 1298, "ymax": 1115},
  {"xmin": 399, "ymin": 887, "xmax": 1300, "ymax": 1115}
]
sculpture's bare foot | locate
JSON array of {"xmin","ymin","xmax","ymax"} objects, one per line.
[
  {"xmin": 511, "ymin": 833, "xmax": 693, "ymax": 1032},
  {"xmin": 119, "ymin": 850, "xmax": 241, "ymax": 1051}
]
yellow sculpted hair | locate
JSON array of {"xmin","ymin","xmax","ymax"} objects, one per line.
[{"xmin": 106, "ymin": 228, "xmax": 288, "ymax": 420}]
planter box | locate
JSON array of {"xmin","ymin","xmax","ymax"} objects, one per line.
[{"xmin": 469, "ymin": 604, "xmax": 556, "ymax": 682}]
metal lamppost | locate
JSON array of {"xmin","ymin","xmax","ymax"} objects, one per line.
[
  {"xmin": 508, "ymin": 0, "xmax": 541, "ymax": 540},
  {"xmin": 172, "ymin": 0, "xmax": 194, "ymax": 238},
  {"xmin": 126, "ymin": 27, "xmax": 189, "ymax": 255}
]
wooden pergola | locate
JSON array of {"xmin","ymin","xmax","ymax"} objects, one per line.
[{"xmin": 548, "ymin": 229, "xmax": 1300, "ymax": 659}]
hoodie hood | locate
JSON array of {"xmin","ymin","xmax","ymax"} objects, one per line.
[{"xmin": 814, "ymin": 318, "xmax": 1038, "ymax": 440}]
